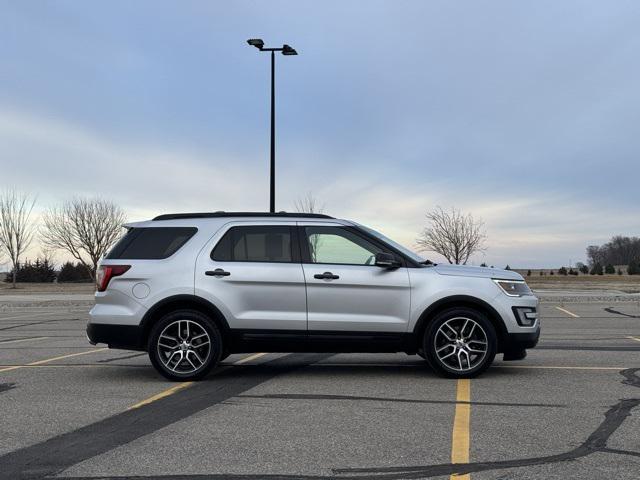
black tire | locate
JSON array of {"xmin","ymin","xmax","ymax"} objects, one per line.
[
  {"xmin": 148, "ymin": 309, "xmax": 223, "ymax": 381},
  {"xmin": 423, "ymin": 307, "xmax": 497, "ymax": 378}
]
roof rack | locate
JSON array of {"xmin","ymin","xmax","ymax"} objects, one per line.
[{"xmin": 152, "ymin": 211, "xmax": 334, "ymax": 221}]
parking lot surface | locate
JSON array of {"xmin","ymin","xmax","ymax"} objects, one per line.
[{"xmin": 0, "ymin": 300, "xmax": 639, "ymax": 479}]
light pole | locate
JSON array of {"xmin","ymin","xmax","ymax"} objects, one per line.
[{"xmin": 247, "ymin": 38, "xmax": 298, "ymax": 213}]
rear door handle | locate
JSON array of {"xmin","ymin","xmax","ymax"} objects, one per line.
[
  {"xmin": 206, "ymin": 269, "xmax": 230, "ymax": 277},
  {"xmin": 314, "ymin": 272, "xmax": 339, "ymax": 280}
]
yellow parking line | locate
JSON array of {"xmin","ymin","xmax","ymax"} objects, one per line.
[
  {"xmin": 233, "ymin": 352, "xmax": 268, "ymax": 364},
  {"xmin": 128, "ymin": 381, "xmax": 193, "ymax": 410},
  {"xmin": 450, "ymin": 378, "xmax": 471, "ymax": 479},
  {"xmin": 0, "ymin": 336, "xmax": 49, "ymax": 345},
  {"xmin": 0, "ymin": 348, "xmax": 108, "ymax": 373},
  {"xmin": 626, "ymin": 336, "xmax": 640, "ymax": 343},
  {"xmin": 555, "ymin": 306, "xmax": 580, "ymax": 318},
  {"xmin": 127, "ymin": 352, "xmax": 268, "ymax": 410}
]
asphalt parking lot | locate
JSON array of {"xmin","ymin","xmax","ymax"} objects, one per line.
[{"xmin": 0, "ymin": 301, "xmax": 639, "ymax": 480}]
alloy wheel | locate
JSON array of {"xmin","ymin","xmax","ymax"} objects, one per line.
[
  {"xmin": 433, "ymin": 317, "xmax": 488, "ymax": 372},
  {"xmin": 157, "ymin": 319, "xmax": 211, "ymax": 374}
]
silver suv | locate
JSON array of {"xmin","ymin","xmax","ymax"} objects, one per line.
[{"xmin": 87, "ymin": 212, "xmax": 539, "ymax": 381}]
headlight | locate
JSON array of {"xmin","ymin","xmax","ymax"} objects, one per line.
[{"xmin": 493, "ymin": 279, "xmax": 532, "ymax": 297}]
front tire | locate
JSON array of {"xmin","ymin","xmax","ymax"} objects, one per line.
[
  {"xmin": 148, "ymin": 310, "xmax": 222, "ymax": 381},
  {"xmin": 423, "ymin": 307, "xmax": 497, "ymax": 378}
]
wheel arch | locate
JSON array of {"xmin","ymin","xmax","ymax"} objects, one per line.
[
  {"xmin": 412, "ymin": 295, "xmax": 508, "ymax": 352},
  {"xmin": 140, "ymin": 294, "xmax": 231, "ymax": 349}
]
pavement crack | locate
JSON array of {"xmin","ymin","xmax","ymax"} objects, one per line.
[
  {"xmin": 604, "ymin": 307, "xmax": 640, "ymax": 319},
  {"xmin": 0, "ymin": 353, "xmax": 333, "ymax": 480},
  {"xmin": 0, "ymin": 382, "xmax": 16, "ymax": 394},
  {"xmin": 52, "ymin": 369, "xmax": 640, "ymax": 480},
  {"xmin": 0, "ymin": 318, "xmax": 77, "ymax": 331},
  {"xmin": 236, "ymin": 393, "xmax": 566, "ymax": 409}
]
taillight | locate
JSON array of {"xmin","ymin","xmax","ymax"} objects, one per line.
[{"xmin": 96, "ymin": 265, "xmax": 131, "ymax": 292}]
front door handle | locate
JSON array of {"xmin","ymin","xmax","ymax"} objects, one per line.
[
  {"xmin": 314, "ymin": 272, "xmax": 339, "ymax": 280},
  {"xmin": 206, "ymin": 269, "xmax": 230, "ymax": 277}
]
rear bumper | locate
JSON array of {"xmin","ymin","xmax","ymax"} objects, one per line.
[{"xmin": 86, "ymin": 323, "xmax": 145, "ymax": 351}]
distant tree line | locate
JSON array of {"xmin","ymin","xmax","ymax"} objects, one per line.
[
  {"xmin": 4, "ymin": 259, "xmax": 95, "ymax": 283},
  {"xmin": 586, "ymin": 236, "xmax": 640, "ymax": 275}
]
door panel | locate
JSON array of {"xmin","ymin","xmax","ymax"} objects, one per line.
[
  {"xmin": 303, "ymin": 264, "xmax": 411, "ymax": 332},
  {"xmin": 299, "ymin": 224, "xmax": 411, "ymax": 332},
  {"xmin": 195, "ymin": 223, "xmax": 307, "ymax": 331}
]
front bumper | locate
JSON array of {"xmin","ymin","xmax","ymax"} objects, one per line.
[
  {"xmin": 86, "ymin": 323, "xmax": 145, "ymax": 351},
  {"xmin": 502, "ymin": 325, "xmax": 540, "ymax": 351}
]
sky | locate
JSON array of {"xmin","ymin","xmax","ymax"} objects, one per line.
[{"xmin": 1, "ymin": 0, "xmax": 639, "ymax": 268}]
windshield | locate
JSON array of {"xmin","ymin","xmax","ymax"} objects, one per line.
[{"xmin": 354, "ymin": 223, "xmax": 426, "ymax": 264}]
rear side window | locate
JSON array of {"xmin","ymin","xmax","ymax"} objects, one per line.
[
  {"xmin": 211, "ymin": 226, "xmax": 292, "ymax": 263},
  {"xmin": 107, "ymin": 227, "xmax": 197, "ymax": 260}
]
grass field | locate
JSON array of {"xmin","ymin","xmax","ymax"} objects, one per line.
[
  {"xmin": 518, "ymin": 273, "xmax": 640, "ymax": 293},
  {"xmin": 0, "ymin": 282, "xmax": 95, "ymax": 294}
]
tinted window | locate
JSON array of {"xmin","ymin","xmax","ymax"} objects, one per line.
[
  {"xmin": 211, "ymin": 226, "xmax": 292, "ymax": 263},
  {"xmin": 305, "ymin": 226, "xmax": 383, "ymax": 265},
  {"xmin": 107, "ymin": 227, "xmax": 197, "ymax": 260}
]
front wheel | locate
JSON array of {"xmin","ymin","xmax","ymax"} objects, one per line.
[
  {"xmin": 148, "ymin": 310, "xmax": 222, "ymax": 381},
  {"xmin": 423, "ymin": 308, "xmax": 497, "ymax": 378}
]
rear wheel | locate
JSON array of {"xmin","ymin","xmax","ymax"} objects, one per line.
[
  {"xmin": 423, "ymin": 307, "xmax": 496, "ymax": 378},
  {"xmin": 148, "ymin": 310, "xmax": 222, "ymax": 381}
]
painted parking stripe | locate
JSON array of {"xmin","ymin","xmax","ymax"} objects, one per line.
[
  {"xmin": 128, "ymin": 381, "xmax": 194, "ymax": 410},
  {"xmin": 627, "ymin": 336, "xmax": 640, "ymax": 343},
  {"xmin": 555, "ymin": 306, "xmax": 580, "ymax": 318},
  {"xmin": 0, "ymin": 348, "xmax": 108, "ymax": 373},
  {"xmin": 450, "ymin": 378, "xmax": 471, "ymax": 480},
  {"xmin": 127, "ymin": 352, "xmax": 269, "ymax": 410},
  {"xmin": 232, "ymin": 352, "xmax": 268, "ymax": 364}
]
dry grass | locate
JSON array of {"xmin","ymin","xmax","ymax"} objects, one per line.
[
  {"xmin": 522, "ymin": 274, "xmax": 640, "ymax": 293},
  {"xmin": 0, "ymin": 282, "xmax": 95, "ymax": 294}
]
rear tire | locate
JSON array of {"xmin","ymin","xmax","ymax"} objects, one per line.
[
  {"xmin": 423, "ymin": 307, "xmax": 497, "ymax": 378},
  {"xmin": 148, "ymin": 310, "xmax": 222, "ymax": 381}
]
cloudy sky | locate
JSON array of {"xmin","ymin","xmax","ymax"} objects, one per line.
[{"xmin": 1, "ymin": 1, "xmax": 639, "ymax": 268}]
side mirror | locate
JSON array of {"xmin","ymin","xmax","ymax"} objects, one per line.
[{"xmin": 374, "ymin": 252, "xmax": 400, "ymax": 268}]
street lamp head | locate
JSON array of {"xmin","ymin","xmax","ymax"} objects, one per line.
[
  {"xmin": 247, "ymin": 38, "xmax": 264, "ymax": 49},
  {"xmin": 282, "ymin": 44, "xmax": 298, "ymax": 56}
]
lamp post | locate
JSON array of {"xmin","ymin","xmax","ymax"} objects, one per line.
[{"xmin": 247, "ymin": 39, "xmax": 298, "ymax": 213}]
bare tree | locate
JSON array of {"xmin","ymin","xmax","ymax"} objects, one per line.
[
  {"xmin": 294, "ymin": 193, "xmax": 325, "ymax": 261},
  {"xmin": 416, "ymin": 206, "xmax": 486, "ymax": 265},
  {"xmin": 0, "ymin": 190, "xmax": 37, "ymax": 288},
  {"xmin": 293, "ymin": 192, "xmax": 325, "ymax": 214},
  {"xmin": 41, "ymin": 198, "xmax": 126, "ymax": 280}
]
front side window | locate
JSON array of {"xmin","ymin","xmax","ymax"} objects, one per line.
[
  {"xmin": 211, "ymin": 226, "xmax": 292, "ymax": 263},
  {"xmin": 305, "ymin": 226, "xmax": 383, "ymax": 265}
]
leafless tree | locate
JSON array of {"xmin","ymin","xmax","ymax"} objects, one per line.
[
  {"xmin": 294, "ymin": 193, "xmax": 325, "ymax": 260},
  {"xmin": 41, "ymin": 198, "xmax": 126, "ymax": 280},
  {"xmin": 416, "ymin": 206, "xmax": 486, "ymax": 265},
  {"xmin": 0, "ymin": 190, "xmax": 37, "ymax": 288},
  {"xmin": 293, "ymin": 192, "xmax": 325, "ymax": 214}
]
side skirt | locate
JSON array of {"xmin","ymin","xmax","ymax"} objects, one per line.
[{"xmin": 228, "ymin": 329, "xmax": 416, "ymax": 354}]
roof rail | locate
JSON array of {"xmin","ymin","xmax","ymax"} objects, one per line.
[{"xmin": 152, "ymin": 212, "xmax": 334, "ymax": 221}]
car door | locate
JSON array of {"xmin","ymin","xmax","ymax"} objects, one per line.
[
  {"xmin": 195, "ymin": 222, "xmax": 307, "ymax": 331},
  {"xmin": 300, "ymin": 223, "xmax": 411, "ymax": 333}
]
